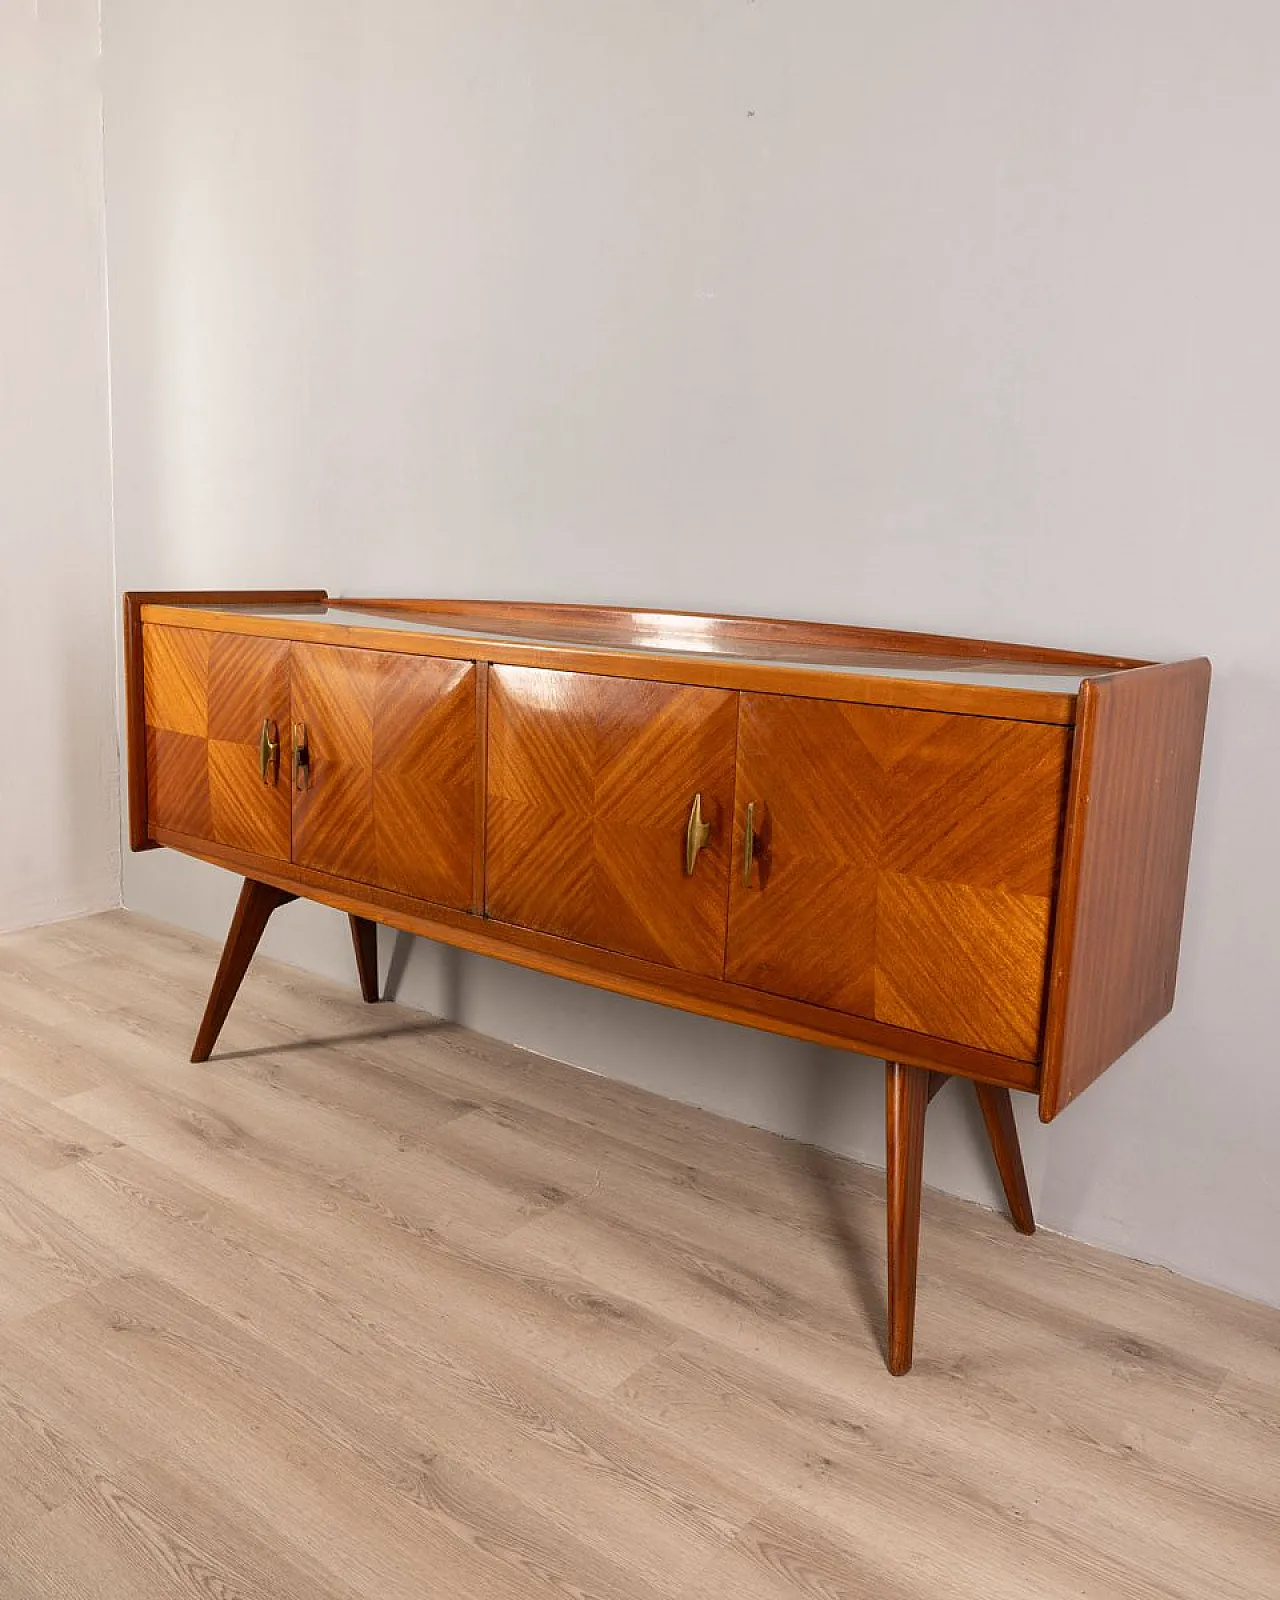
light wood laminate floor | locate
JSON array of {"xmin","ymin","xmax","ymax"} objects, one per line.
[{"xmin": 0, "ymin": 911, "xmax": 1276, "ymax": 1599}]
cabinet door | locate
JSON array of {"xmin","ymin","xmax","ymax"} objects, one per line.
[
  {"xmin": 485, "ymin": 666, "xmax": 737, "ymax": 975},
  {"xmin": 290, "ymin": 644, "xmax": 478, "ymax": 910},
  {"xmin": 142, "ymin": 623, "xmax": 290, "ymax": 859},
  {"xmin": 726, "ymin": 695, "xmax": 1071, "ymax": 1060}
]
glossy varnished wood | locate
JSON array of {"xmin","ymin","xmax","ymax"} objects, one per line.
[
  {"xmin": 882, "ymin": 1071, "xmax": 1037, "ymax": 1372},
  {"xmin": 190, "ymin": 878, "xmax": 296, "ymax": 1062},
  {"xmin": 349, "ymin": 916, "xmax": 380, "ymax": 1004},
  {"xmin": 885, "ymin": 1061, "xmax": 930, "ymax": 1376},
  {"xmin": 154, "ymin": 825, "xmax": 1040, "ymax": 1090},
  {"xmin": 142, "ymin": 623, "xmax": 213, "ymax": 840},
  {"xmin": 336, "ymin": 595, "xmax": 1145, "ymax": 672},
  {"xmin": 291, "ymin": 643, "xmax": 478, "ymax": 912},
  {"xmin": 140, "ymin": 602, "xmax": 1083, "ymax": 724},
  {"xmin": 1040, "ymin": 658, "xmax": 1211, "ymax": 1120},
  {"xmin": 143, "ymin": 623, "xmax": 293, "ymax": 859},
  {"xmin": 486, "ymin": 666, "xmax": 738, "ymax": 975},
  {"xmin": 727, "ymin": 695, "xmax": 1072, "ymax": 1059},
  {"xmin": 3, "ymin": 912, "xmax": 1276, "ymax": 1600},
  {"xmin": 124, "ymin": 590, "xmax": 326, "ymax": 851},
  {"xmin": 208, "ymin": 631, "xmax": 293, "ymax": 858},
  {"xmin": 926, "ymin": 1075, "xmax": 1034, "ymax": 1236},
  {"xmin": 471, "ymin": 661, "xmax": 490, "ymax": 912},
  {"xmin": 974, "ymin": 1083, "xmax": 1036, "ymax": 1234}
]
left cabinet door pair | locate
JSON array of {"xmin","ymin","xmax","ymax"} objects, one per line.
[{"xmin": 142, "ymin": 624, "xmax": 477, "ymax": 912}]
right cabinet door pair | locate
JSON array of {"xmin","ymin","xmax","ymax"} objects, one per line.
[{"xmin": 486, "ymin": 666, "xmax": 1072, "ymax": 1062}]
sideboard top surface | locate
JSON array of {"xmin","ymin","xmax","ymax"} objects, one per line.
[{"xmin": 136, "ymin": 595, "xmax": 1153, "ymax": 723}]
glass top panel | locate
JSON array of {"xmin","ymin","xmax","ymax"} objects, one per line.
[{"xmin": 192, "ymin": 603, "xmax": 1090, "ymax": 694}]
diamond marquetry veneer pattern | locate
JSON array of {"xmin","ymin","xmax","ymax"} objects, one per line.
[
  {"xmin": 291, "ymin": 643, "xmax": 477, "ymax": 911},
  {"xmin": 144, "ymin": 624, "xmax": 291, "ymax": 859},
  {"xmin": 727, "ymin": 695, "xmax": 1071, "ymax": 1061},
  {"xmin": 485, "ymin": 665, "xmax": 737, "ymax": 977}
]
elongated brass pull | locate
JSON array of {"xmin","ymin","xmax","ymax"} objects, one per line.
[
  {"xmin": 292, "ymin": 723, "xmax": 310, "ymax": 791},
  {"xmin": 684, "ymin": 792, "xmax": 712, "ymax": 876},
  {"xmin": 259, "ymin": 718, "xmax": 279, "ymax": 784},
  {"xmin": 743, "ymin": 800, "xmax": 758, "ymax": 886}
]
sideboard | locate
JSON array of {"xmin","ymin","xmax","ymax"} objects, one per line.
[{"xmin": 123, "ymin": 591, "xmax": 1210, "ymax": 1374}]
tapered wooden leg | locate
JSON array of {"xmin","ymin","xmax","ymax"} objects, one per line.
[
  {"xmin": 974, "ymin": 1082, "xmax": 1036, "ymax": 1235},
  {"xmin": 191, "ymin": 879, "xmax": 296, "ymax": 1063},
  {"xmin": 885, "ymin": 1060, "xmax": 930, "ymax": 1377},
  {"xmin": 349, "ymin": 915, "xmax": 380, "ymax": 1003}
]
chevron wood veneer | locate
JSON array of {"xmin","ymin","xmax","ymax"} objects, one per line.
[
  {"xmin": 292, "ymin": 643, "xmax": 477, "ymax": 910},
  {"xmin": 124, "ymin": 591, "xmax": 1210, "ymax": 1375},
  {"xmin": 144, "ymin": 624, "xmax": 290, "ymax": 858},
  {"xmin": 486, "ymin": 666, "xmax": 737, "ymax": 975},
  {"xmin": 726, "ymin": 695, "xmax": 1071, "ymax": 1059}
]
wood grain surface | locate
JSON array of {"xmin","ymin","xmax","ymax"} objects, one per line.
[
  {"xmin": 1040, "ymin": 659, "xmax": 1211, "ymax": 1120},
  {"xmin": 727, "ymin": 695, "xmax": 1072, "ymax": 1060},
  {"xmin": 973, "ymin": 1083, "xmax": 1036, "ymax": 1236},
  {"xmin": 291, "ymin": 643, "xmax": 479, "ymax": 912},
  {"xmin": 129, "ymin": 601, "xmax": 1210, "ymax": 1124},
  {"xmin": 884, "ymin": 1061, "xmax": 930, "ymax": 1376},
  {"xmin": 348, "ymin": 916, "xmax": 380, "ymax": 1004},
  {"xmin": 486, "ymin": 666, "xmax": 738, "ymax": 976},
  {"xmin": 301, "ymin": 595, "xmax": 1146, "ymax": 672},
  {"xmin": 125, "ymin": 592, "xmax": 328, "ymax": 851},
  {"xmin": 142, "ymin": 624, "xmax": 292, "ymax": 860},
  {"xmin": 190, "ymin": 879, "xmax": 296, "ymax": 1064},
  {"xmin": 0, "ymin": 912, "xmax": 1275, "ymax": 1599},
  {"xmin": 147, "ymin": 826, "xmax": 1044, "ymax": 1090},
  {"xmin": 139, "ymin": 603, "xmax": 1082, "ymax": 724}
]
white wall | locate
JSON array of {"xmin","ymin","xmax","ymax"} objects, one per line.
[
  {"xmin": 0, "ymin": 0, "xmax": 119, "ymax": 933},
  {"xmin": 105, "ymin": 2, "xmax": 1280, "ymax": 1307}
]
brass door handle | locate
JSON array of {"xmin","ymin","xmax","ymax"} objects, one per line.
[
  {"xmin": 259, "ymin": 718, "xmax": 280, "ymax": 784},
  {"xmin": 685, "ymin": 792, "xmax": 713, "ymax": 876},
  {"xmin": 292, "ymin": 723, "xmax": 310, "ymax": 791},
  {"xmin": 743, "ymin": 800, "xmax": 761, "ymax": 886}
]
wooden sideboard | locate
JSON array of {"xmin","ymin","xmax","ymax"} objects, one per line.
[{"xmin": 123, "ymin": 591, "xmax": 1210, "ymax": 1374}]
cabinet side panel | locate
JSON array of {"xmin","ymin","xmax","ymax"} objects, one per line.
[{"xmin": 1039, "ymin": 658, "xmax": 1210, "ymax": 1121}]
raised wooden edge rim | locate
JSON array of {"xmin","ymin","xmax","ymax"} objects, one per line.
[
  {"xmin": 138, "ymin": 602, "xmax": 1080, "ymax": 725},
  {"xmin": 338, "ymin": 596, "xmax": 1148, "ymax": 672}
]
